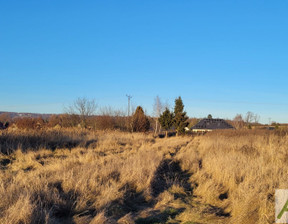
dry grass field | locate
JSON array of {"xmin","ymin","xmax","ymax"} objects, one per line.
[{"xmin": 0, "ymin": 128, "xmax": 287, "ymax": 223}]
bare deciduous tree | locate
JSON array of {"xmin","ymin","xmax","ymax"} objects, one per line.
[
  {"xmin": 245, "ymin": 111, "xmax": 254, "ymax": 124},
  {"xmin": 253, "ymin": 114, "xmax": 260, "ymax": 124},
  {"xmin": 66, "ymin": 97, "xmax": 97, "ymax": 128},
  {"xmin": 245, "ymin": 111, "xmax": 260, "ymax": 125},
  {"xmin": 233, "ymin": 114, "xmax": 245, "ymax": 129},
  {"xmin": 97, "ymin": 106, "xmax": 127, "ymax": 130},
  {"xmin": 153, "ymin": 96, "xmax": 163, "ymax": 135}
]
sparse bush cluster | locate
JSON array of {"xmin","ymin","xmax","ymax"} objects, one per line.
[
  {"xmin": 13, "ymin": 117, "xmax": 46, "ymax": 129},
  {"xmin": 5, "ymin": 114, "xmax": 129, "ymax": 131}
]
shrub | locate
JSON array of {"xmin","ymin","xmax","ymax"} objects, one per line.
[{"xmin": 132, "ymin": 106, "xmax": 150, "ymax": 132}]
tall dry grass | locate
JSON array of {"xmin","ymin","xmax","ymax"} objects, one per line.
[
  {"xmin": 0, "ymin": 129, "xmax": 190, "ymax": 223},
  {"xmin": 0, "ymin": 128, "xmax": 287, "ymax": 223},
  {"xmin": 176, "ymin": 129, "xmax": 288, "ymax": 223}
]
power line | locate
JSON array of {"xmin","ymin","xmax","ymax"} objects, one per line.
[{"xmin": 126, "ymin": 94, "xmax": 132, "ymax": 117}]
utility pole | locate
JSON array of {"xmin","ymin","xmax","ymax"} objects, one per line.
[{"xmin": 126, "ymin": 94, "xmax": 132, "ymax": 117}]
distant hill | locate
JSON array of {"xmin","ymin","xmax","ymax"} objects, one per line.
[{"xmin": 0, "ymin": 111, "xmax": 53, "ymax": 119}]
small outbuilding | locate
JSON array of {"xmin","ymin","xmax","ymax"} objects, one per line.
[{"xmin": 191, "ymin": 118, "xmax": 234, "ymax": 132}]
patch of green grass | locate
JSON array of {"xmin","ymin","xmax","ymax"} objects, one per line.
[
  {"xmin": 163, "ymin": 207, "xmax": 179, "ymax": 218},
  {"xmin": 135, "ymin": 207, "xmax": 184, "ymax": 224}
]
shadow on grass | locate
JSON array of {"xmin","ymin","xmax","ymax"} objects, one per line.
[
  {"xmin": 150, "ymin": 159, "xmax": 193, "ymax": 198},
  {"xmin": 107, "ymin": 183, "xmax": 151, "ymax": 220},
  {"xmin": 0, "ymin": 158, "xmax": 11, "ymax": 169},
  {"xmin": 0, "ymin": 131, "xmax": 98, "ymax": 154},
  {"xmin": 31, "ymin": 181, "xmax": 79, "ymax": 224}
]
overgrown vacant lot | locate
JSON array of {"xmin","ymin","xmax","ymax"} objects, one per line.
[{"xmin": 0, "ymin": 129, "xmax": 287, "ymax": 223}]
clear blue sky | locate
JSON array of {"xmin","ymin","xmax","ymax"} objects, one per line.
[{"xmin": 1, "ymin": 1, "xmax": 288, "ymax": 123}]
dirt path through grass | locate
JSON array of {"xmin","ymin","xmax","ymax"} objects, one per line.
[{"xmin": 116, "ymin": 140, "xmax": 230, "ymax": 224}]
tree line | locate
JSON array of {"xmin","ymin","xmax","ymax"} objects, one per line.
[
  {"xmin": 0, "ymin": 96, "xmax": 266, "ymax": 133},
  {"xmin": 0, "ymin": 96, "xmax": 190, "ymax": 135}
]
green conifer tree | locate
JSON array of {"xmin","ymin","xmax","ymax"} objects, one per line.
[
  {"xmin": 174, "ymin": 96, "xmax": 189, "ymax": 136},
  {"xmin": 159, "ymin": 108, "xmax": 174, "ymax": 137}
]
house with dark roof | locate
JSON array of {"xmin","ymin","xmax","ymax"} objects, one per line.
[{"xmin": 191, "ymin": 118, "xmax": 234, "ymax": 132}]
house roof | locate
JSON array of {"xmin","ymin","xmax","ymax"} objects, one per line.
[{"xmin": 191, "ymin": 118, "xmax": 234, "ymax": 130}]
